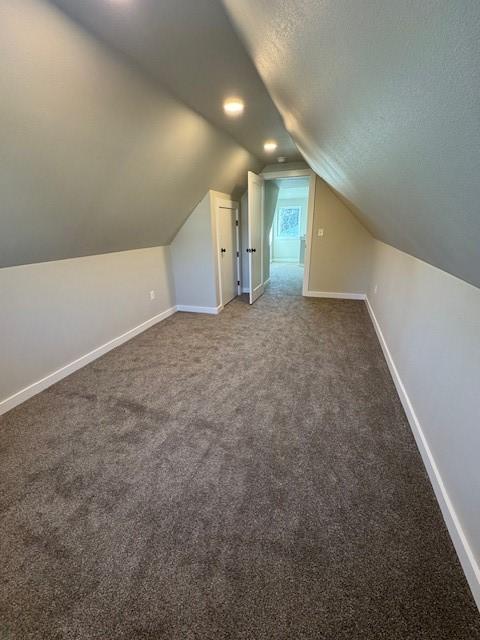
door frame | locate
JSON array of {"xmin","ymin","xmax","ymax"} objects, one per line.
[
  {"xmin": 260, "ymin": 168, "xmax": 316, "ymax": 296},
  {"xmin": 247, "ymin": 171, "xmax": 265, "ymax": 304},
  {"xmin": 213, "ymin": 194, "xmax": 240, "ymax": 307}
]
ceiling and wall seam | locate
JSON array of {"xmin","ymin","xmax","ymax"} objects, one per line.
[
  {"xmin": 49, "ymin": 0, "xmax": 301, "ymax": 163},
  {"xmin": 0, "ymin": 0, "xmax": 263, "ymax": 267},
  {"xmin": 223, "ymin": 0, "xmax": 480, "ymax": 289},
  {"xmin": 48, "ymin": 1, "xmax": 264, "ymax": 164}
]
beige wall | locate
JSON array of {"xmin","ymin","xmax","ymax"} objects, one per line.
[
  {"xmin": 0, "ymin": 0, "xmax": 261, "ymax": 268},
  {"xmin": 307, "ymin": 177, "xmax": 373, "ymax": 294},
  {"xmin": 367, "ymin": 240, "xmax": 480, "ymax": 607},
  {"xmin": 0, "ymin": 248, "xmax": 175, "ymax": 410}
]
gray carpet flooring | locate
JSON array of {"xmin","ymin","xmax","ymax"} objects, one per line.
[{"xmin": 1, "ymin": 269, "xmax": 479, "ymax": 639}]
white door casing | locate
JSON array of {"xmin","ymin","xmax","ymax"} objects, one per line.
[
  {"xmin": 217, "ymin": 204, "xmax": 237, "ymax": 306},
  {"xmin": 247, "ymin": 171, "xmax": 264, "ymax": 304}
]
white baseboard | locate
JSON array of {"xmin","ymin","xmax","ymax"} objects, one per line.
[
  {"xmin": 365, "ymin": 297, "xmax": 480, "ymax": 609},
  {"xmin": 263, "ymin": 277, "xmax": 271, "ymax": 286},
  {"xmin": 242, "ymin": 287, "xmax": 249, "ymax": 294},
  {"xmin": 0, "ymin": 305, "xmax": 177, "ymax": 417},
  {"xmin": 305, "ymin": 290, "xmax": 366, "ymax": 300},
  {"xmin": 176, "ymin": 304, "xmax": 222, "ymax": 315}
]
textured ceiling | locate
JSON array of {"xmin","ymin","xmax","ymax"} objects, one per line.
[
  {"xmin": 223, "ymin": 0, "xmax": 480, "ymax": 288},
  {"xmin": 49, "ymin": 0, "xmax": 300, "ymax": 164}
]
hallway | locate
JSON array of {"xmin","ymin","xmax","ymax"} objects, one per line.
[
  {"xmin": 1, "ymin": 291, "xmax": 479, "ymax": 639},
  {"xmin": 266, "ymin": 261, "xmax": 304, "ymax": 296}
]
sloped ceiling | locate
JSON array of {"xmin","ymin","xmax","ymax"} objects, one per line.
[
  {"xmin": 223, "ymin": 0, "xmax": 480, "ymax": 288},
  {"xmin": 49, "ymin": 0, "xmax": 301, "ymax": 164},
  {"xmin": 1, "ymin": 0, "xmax": 263, "ymax": 267}
]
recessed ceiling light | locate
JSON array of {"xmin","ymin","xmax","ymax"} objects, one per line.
[
  {"xmin": 277, "ymin": 156, "xmax": 287, "ymax": 163},
  {"xmin": 223, "ymin": 98, "xmax": 244, "ymax": 116},
  {"xmin": 264, "ymin": 140, "xmax": 278, "ymax": 152}
]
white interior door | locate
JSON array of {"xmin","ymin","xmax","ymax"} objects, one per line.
[
  {"xmin": 218, "ymin": 205, "xmax": 237, "ymax": 306},
  {"xmin": 247, "ymin": 171, "xmax": 264, "ymax": 304}
]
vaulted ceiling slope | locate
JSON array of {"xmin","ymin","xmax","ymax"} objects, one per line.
[
  {"xmin": 223, "ymin": 0, "xmax": 480, "ymax": 288},
  {"xmin": 0, "ymin": 0, "xmax": 262, "ymax": 267},
  {"xmin": 49, "ymin": 0, "xmax": 301, "ymax": 164}
]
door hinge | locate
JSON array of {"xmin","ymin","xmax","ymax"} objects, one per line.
[
  {"xmin": 237, "ymin": 280, "xmax": 240, "ymax": 286},
  {"xmin": 236, "ymin": 251, "xmax": 239, "ymax": 257},
  {"xmin": 235, "ymin": 220, "xmax": 239, "ymax": 226}
]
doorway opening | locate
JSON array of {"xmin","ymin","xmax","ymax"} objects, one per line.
[
  {"xmin": 216, "ymin": 198, "xmax": 240, "ymax": 308},
  {"xmin": 264, "ymin": 177, "xmax": 310, "ymax": 296},
  {"xmin": 241, "ymin": 167, "xmax": 315, "ymax": 305}
]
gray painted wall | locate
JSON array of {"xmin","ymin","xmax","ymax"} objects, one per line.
[
  {"xmin": 171, "ymin": 193, "xmax": 219, "ymax": 310},
  {"xmin": 0, "ymin": 0, "xmax": 262, "ymax": 268},
  {"xmin": 0, "ymin": 247, "xmax": 175, "ymax": 407},
  {"xmin": 49, "ymin": 0, "xmax": 300, "ymax": 163},
  {"xmin": 367, "ymin": 240, "xmax": 480, "ymax": 606}
]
